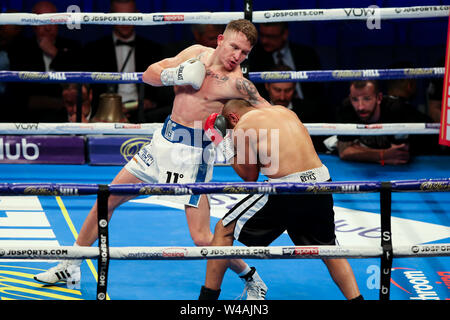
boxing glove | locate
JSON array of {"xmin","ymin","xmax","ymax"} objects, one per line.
[
  {"xmin": 204, "ymin": 113, "xmax": 227, "ymax": 145},
  {"xmin": 204, "ymin": 113, "xmax": 235, "ymax": 161},
  {"xmin": 160, "ymin": 58, "xmax": 206, "ymax": 90}
]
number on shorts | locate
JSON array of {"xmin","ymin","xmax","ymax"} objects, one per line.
[{"xmin": 166, "ymin": 171, "xmax": 184, "ymax": 183}]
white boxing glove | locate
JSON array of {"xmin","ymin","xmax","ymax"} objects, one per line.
[{"xmin": 160, "ymin": 58, "xmax": 206, "ymax": 90}]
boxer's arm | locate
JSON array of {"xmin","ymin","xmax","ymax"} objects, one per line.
[
  {"xmin": 230, "ymin": 124, "xmax": 260, "ymax": 182},
  {"xmin": 142, "ymin": 44, "xmax": 205, "ymax": 86},
  {"xmin": 219, "ymin": 76, "xmax": 271, "ymax": 108}
]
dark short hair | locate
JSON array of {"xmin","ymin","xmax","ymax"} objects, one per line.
[
  {"xmin": 350, "ymin": 80, "xmax": 380, "ymax": 94},
  {"xmin": 260, "ymin": 22, "xmax": 289, "ymax": 31},
  {"xmin": 191, "ymin": 24, "xmax": 225, "ymax": 34}
]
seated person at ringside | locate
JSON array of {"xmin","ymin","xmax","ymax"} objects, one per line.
[{"xmin": 336, "ymin": 80, "xmax": 436, "ymax": 165}]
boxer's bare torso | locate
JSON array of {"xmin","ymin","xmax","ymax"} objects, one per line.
[
  {"xmin": 171, "ymin": 47, "xmax": 244, "ymax": 127},
  {"xmin": 142, "ymin": 30, "xmax": 270, "ymax": 128},
  {"xmin": 235, "ymin": 105, "xmax": 323, "ymax": 178}
]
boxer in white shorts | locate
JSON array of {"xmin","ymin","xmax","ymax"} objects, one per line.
[
  {"xmin": 125, "ymin": 115, "xmax": 216, "ymax": 207},
  {"xmin": 35, "ymin": 19, "xmax": 271, "ymax": 300}
]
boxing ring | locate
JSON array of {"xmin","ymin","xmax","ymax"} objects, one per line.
[{"xmin": 0, "ymin": 4, "xmax": 449, "ymax": 303}]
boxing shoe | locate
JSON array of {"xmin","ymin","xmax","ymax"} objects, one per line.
[
  {"xmin": 239, "ymin": 267, "xmax": 268, "ymax": 300},
  {"xmin": 34, "ymin": 259, "xmax": 81, "ymax": 285}
]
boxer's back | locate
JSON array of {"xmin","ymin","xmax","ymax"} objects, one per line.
[{"xmin": 236, "ymin": 105, "xmax": 323, "ymax": 178}]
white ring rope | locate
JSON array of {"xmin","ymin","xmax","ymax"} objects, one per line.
[
  {"xmin": 0, "ymin": 122, "xmax": 439, "ymax": 136},
  {"xmin": 1, "ymin": 244, "xmax": 449, "ymax": 260},
  {"xmin": 0, "ymin": 7, "xmax": 444, "ymax": 139},
  {"xmin": 0, "ymin": 6, "xmax": 448, "ymax": 26}
]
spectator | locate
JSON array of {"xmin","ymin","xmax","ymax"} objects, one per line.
[
  {"xmin": 82, "ymin": 0, "xmax": 164, "ymax": 123},
  {"xmin": 0, "ymin": 11, "xmax": 26, "ymax": 122},
  {"xmin": 15, "ymin": 1, "xmax": 82, "ymax": 122},
  {"xmin": 61, "ymin": 83, "xmax": 93, "ymax": 123},
  {"xmin": 163, "ymin": 24, "xmax": 225, "ymax": 58},
  {"xmin": 426, "ymin": 58, "xmax": 445, "ymax": 123},
  {"xmin": 336, "ymin": 80, "xmax": 435, "ymax": 165},
  {"xmin": 427, "ymin": 77, "xmax": 443, "ymax": 123},
  {"xmin": 265, "ymin": 65, "xmax": 331, "ymax": 152},
  {"xmin": 386, "ymin": 73, "xmax": 441, "ymax": 155},
  {"xmin": 191, "ymin": 24, "xmax": 225, "ymax": 49},
  {"xmin": 248, "ymin": 21, "xmax": 323, "ymax": 102},
  {"xmin": 386, "ymin": 62, "xmax": 422, "ymax": 114},
  {"xmin": 386, "ymin": 78, "xmax": 416, "ymax": 105},
  {"xmin": 426, "ymin": 58, "xmax": 450, "ymax": 154}
]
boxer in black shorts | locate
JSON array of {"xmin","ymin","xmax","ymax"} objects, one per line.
[
  {"xmin": 229, "ymin": 189, "xmax": 335, "ymax": 248},
  {"xmin": 199, "ymin": 99, "xmax": 364, "ymax": 300}
]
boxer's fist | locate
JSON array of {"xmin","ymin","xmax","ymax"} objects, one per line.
[
  {"xmin": 204, "ymin": 113, "xmax": 227, "ymax": 145},
  {"xmin": 160, "ymin": 58, "xmax": 206, "ymax": 90},
  {"xmin": 204, "ymin": 113, "xmax": 235, "ymax": 161}
]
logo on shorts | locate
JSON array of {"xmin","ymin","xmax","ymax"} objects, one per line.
[
  {"xmin": 136, "ymin": 148, "xmax": 154, "ymax": 167},
  {"xmin": 299, "ymin": 171, "xmax": 316, "ymax": 182}
]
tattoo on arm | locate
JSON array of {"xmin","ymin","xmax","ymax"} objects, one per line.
[
  {"xmin": 235, "ymin": 78, "xmax": 259, "ymax": 105},
  {"xmin": 206, "ymin": 70, "xmax": 229, "ymax": 82}
]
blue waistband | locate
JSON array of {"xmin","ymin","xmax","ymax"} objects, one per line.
[{"xmin": 161, "ymin": 115, "xmax": 212, "ymax": 149}]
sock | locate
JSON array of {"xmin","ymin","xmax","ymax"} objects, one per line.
[
  {"xmin": 238, "ymin": 265, "xmax": 251, "ymax": 277},
  {"xmin": 198, "ymin": 286, "xmax": 221, "ymax": 300},
  {"xmin": 350, "ymin": 294, "xmax": 364, "ymax": 300},
  {"xmin": 239, "ymin": 266, "xmax": 256, "ymax": 281}
]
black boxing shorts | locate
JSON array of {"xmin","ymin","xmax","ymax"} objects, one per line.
[{"xmin": 222, "ymin": 165, "xmax": 337, "ymax": 246}]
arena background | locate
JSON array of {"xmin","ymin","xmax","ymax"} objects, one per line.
[
  {"xmin": 1, "ymin": 0, "xmax": 448, "ymax": 110},
  {"xmin": 0, "ymin": 0, "xmax": 448, "ymax": 303}
]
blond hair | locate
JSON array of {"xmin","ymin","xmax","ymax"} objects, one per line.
[{"xmin": 224, "ymin": 19, "xmax": 258, "ymax": 46}]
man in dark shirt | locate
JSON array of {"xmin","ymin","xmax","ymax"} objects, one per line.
[
  {"xmin": 12, "ymin": 1, "xmax": 82, "ymax": 122},
  {"xmin": 0, "ymin": 13, "xmax": 26, "ymax": 122},
  {"xmin": 336, "ymin": 80, "xmax": 434, "ymax": 164},
  {"xmin": 82, "ymin": 0, "xmax": 164, "ymax": 122},
  {"xmin": 265, "ymin": 64, "xmax": 330, "ymax": 153},
  {"xmin": 248, "ymin": 22, "xmax": 323, "ymax": 102}
]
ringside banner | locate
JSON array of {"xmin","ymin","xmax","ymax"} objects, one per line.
[
  {"xmin": 87, "ymin": 135, "xmax": 227, "ymax": 165},
  {"xmin": 440, "ymin": 11, "xmax": 450, "ymax": 147},
  {"xmin": 0, "ymin": 135, "xmax": 85, "ymax": 164},
  {"xmin": 87, "ymin": 135, "xmax": 152, "ymax": 165}
]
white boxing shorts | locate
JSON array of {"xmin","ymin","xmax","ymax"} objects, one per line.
[
  {"xmin": 267, "ymin": 165, "xmax": 330, "ymax": 183},
  {"xmin": 125, "ymin": 115, "xmax": 215, "ymax": 207}
]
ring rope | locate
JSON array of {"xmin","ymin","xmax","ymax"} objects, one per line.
[
  {"xmin": 0, "ymin": 122, "xmax": 439, "ymax": 136},
  {"xmin": 1, "ymin": 4, "xmax": 447, "ymax": 301},
  {"xmin": 0, "ymin": 6, "xmax": 448, "ymax": 26},
  {"xmin": 0, "ymin": 244, "xmax": 448, "ymax": 260},
  {"xmin": 0, "ymin": 178, "xmax": 449, "ymax": 196},
  {"xmin": 0, "ymin": 68, "xmax": 444, "ymax": 84},
  {"xmin": 0, "ymin": 178, "xmax": 448, "ymax": 301}
]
